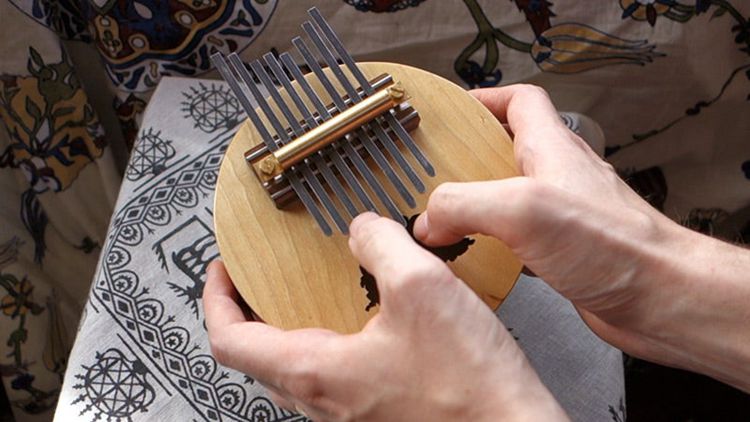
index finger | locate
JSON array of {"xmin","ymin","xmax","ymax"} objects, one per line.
[{"xmin": 470, "ymin": 85, "xmax": 563, "ymax": 132}]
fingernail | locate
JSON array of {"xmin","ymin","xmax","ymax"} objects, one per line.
[
  {"xmin": 349, "ymin": 212, "xmax": 379, "ymax": 237},
  {"xmin": 413, "ymin": 212, "xmax": 429, "ymax": 241},
  {"xmin": 207, "ymin": 258, "xmax": 223, "ymax": 275},
  {"xmin": 294, "ymin": 404, "xmax": 308, "ymax": 418}
]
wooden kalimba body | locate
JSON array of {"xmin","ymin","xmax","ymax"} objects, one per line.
[{"xmin": 212, "ymin": 8, "xmax": 521, "ymax": 334}]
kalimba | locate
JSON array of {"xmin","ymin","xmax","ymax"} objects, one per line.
[{"xmin": 212, "ymin": 7, "xmax": 521, "ymax": 333}]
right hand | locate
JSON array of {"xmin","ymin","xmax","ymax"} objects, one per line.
[{"xmin": 413, "ymin": 85, "xmax": 685, "ymax": 352}]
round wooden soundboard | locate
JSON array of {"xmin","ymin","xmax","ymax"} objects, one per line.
[{"xmin": 214, "ymin": 62, "xmax": 521, "ymax": 334}]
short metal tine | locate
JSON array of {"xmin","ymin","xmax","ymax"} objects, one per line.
[
  {"xmin": 303, "ymin": 21, "xmax": 424, "ymax": 195},
  {"xmin": 235, "ymin": 57, "xmax": 349, "ymax": 234},
  {"xmin": 296, "ymin": 33, "xmax": 416, "ymax": 208},
  {"xmin": 270, "ymin": 53, "xmax": 376, "ymax": 215},
  {"xmin": 260, "ymin": 55, "xmax": 360, "ymax": 219},
  {"xmin": 308, "ymin": 7, "xmax": 435, "ymax": 177},
  {"xmin": 211, "ymin": 53, "xmax": 332, "ymax": 235},
  {"xmin": 292, "ymin": 39, "xmax": 406, "ymax": 224}
]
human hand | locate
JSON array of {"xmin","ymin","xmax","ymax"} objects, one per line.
[
  {"xmin": 414, "ymin": 85, "xmax": 750, "ymax": 391},
  {"xmin": 413, "ymin": 85, "xmax": 686, "ymax": 353},
  {"xmin": 204, "ymin": 213, "xmax": 567, "ymax": 421}
]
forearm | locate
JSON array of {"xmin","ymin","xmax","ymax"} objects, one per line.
[{"xmin": 622, "ymin": 223, "xmax": 750, "ymax": 391}]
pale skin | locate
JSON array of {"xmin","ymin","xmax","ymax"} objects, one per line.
[{"xmin": 204, "ymin": 84, "xmax": 750, "ymax": 420}]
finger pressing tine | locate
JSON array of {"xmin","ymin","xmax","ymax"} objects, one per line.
[
  {"xmin": 349, "ymin": 213, "xmax": 453, "ymax": 299},
  {"xmin": 413, "ymin": 178, "xmax": 550, "ymax": 250}
]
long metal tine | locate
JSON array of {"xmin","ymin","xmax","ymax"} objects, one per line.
[
  {"xmin": 308, "ymin": 7, "xmax": 435, "ymax": 177},
  {"xmin": 294, "ymin": 38, "xmax": 415, "ymax": 209},
  {"xmin": 291, "ymin": 39, "xmax": 406, "ymax": 224},
  {"xmin": 268, "ymin": 53, "xmax": 377, "ymax": 215},
  {"xmin": 227, "ymin": 53, "xmax": 349, "ymax": 234},
  {"xmin": 259, "ymin": 54, "xmax": 360, "ymax": 220},
  {"xmin": 302, "ymin": 22, "xmax": 424, "ymax": 197},
  {"xmin": 210, "ymin": 53, "xmax": 332, "ymax": 235}
]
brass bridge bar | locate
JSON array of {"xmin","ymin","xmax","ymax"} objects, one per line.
[
  {"xmin": 257, "ymin": 83, "xmax": 407, "ymax": 181},
  {"xmin": 243, "ymin": 73, "xmax": 393, "ymax": 163}
]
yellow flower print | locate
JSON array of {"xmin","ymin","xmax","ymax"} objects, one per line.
[
  {"xmin": 0, "ymin": 47, "xmax": 106, "ymax": 193},
  {"xmin": 0, "ymin": 275, "xmax": 44, "ymax": 319},
  {"xmin": 531, "ymin": 23, "xmax": 661, "ymax": 74}
]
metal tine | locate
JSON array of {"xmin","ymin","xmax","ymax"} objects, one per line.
[
  {"xmin": 281, "ymin": 54, "xmax": 399, "ymax": 223},
  {"xmin": 278, "ymin": 53, "xmax": 383, "ymax": 217},
  {"xmin": 210, "ymin": 53, "xmax": 333, "ymax": 235},
  {"xmin": 308, "ymin": 7, "xmax": 435, "ymax": 177},
  {"xmin": 262, "ymin": 53, "xmax": 361, "ymax": 219},
  {"xmin": 291, "ymin": 39, "xmax": 406, "ymax": 224},
  {"xmin": 295, "ymin": 36, "xmax": 416, "ymax": 209},
  {"xmin": 225, "ymin": 55, "xmax": 346, "ymax": 235},
  {"xmin": 258, "ymin": 56, "xmax": 358, "ymax": 220},
  {"xmin": 231, "ymin": 56, "xmax": 350, "ymax": 234},
  {"xmin": 268, "ymin": 53, "xmax": 378, "ymax": 215},
  {"xmin": 302, "ymin": 21, "xmax": 425, "ymax": 196}
]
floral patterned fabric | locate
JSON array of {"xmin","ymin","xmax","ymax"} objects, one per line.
[{"xmin": 0, "ymin": 1, "xmax": 748, "ymax": 420}]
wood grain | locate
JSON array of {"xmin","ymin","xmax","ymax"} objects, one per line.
[{"xmin": 214, "ymin": 62, "xmax": 521, "ymax": 333}]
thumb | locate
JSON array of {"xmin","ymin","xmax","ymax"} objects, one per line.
[{"xmin": 413, "ymin": 177, "xmax": 568, "ymax": 251}]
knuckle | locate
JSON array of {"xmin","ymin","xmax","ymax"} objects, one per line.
[
  {"xmin": 282, "ymin": 357, "xmax": 325, "ymax": 404},
  {"xmin": 516, "ymin": 83, "xmax": 549, "ymax": 99},
  {"xmin": 428, "ymin": 182, "xmax": 462, "ymax": 218},
  {"xmin": 599, "ymin": 159, "xmax": 618, "ymax": 176},
  {"xmin": 391, "ymin": 259, "xmax": 446, "ymax": 294},
  {"xmin": 208, "ymin": 333, "xmax": 230, "ymax": 366},
  {"xmin": 508, "ymin": 178, "xmax": 544, "ymax": 214}
]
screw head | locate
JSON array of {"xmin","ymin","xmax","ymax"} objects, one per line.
[
  {"xmin": 389, "ymin": 84, "xmax": 405, "ymax": 99},
  {"xmin": 259, "ymin": 158, "xmax": 276, "ymax": 175}
]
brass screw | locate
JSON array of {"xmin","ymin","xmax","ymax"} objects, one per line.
[
  {"xmin": 259, "ymin": 158, "xmax": 276, "ymax": 175},
  {"xmin": 389, "ymin": 83, "xmax": 405, "ymax": 99}
]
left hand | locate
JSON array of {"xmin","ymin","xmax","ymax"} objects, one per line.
[{"xmin": 204, "ymin": 212, "xmax": 567, "ymax": 421}]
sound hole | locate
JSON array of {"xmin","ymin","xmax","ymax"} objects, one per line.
[{"xmin": 358, "ymin": 214, "xmax": 476, "ymax": 311}]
